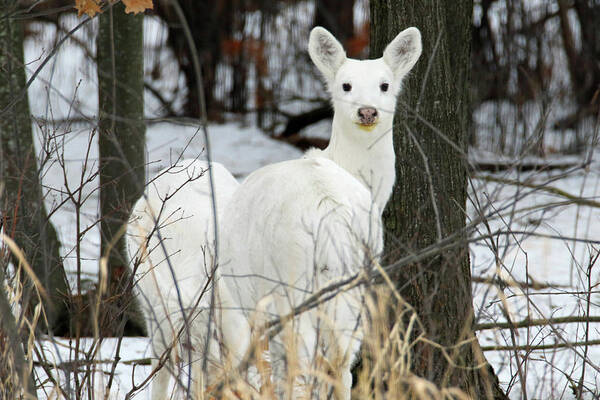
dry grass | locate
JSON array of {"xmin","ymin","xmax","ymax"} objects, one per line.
[{"xmin": 1, "ymin": 234, "xmax": 475, "ymax": 399}]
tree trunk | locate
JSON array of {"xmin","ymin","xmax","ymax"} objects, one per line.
[
  {"xmin": 370, "ymin": 1, "xmax": 507, "ymax": 398},
  {"xmin": 97, "ymin": 2, "xmax": 146, "ymax": 336},
  {"xmin": 0, "ymin": 0, "xmax": 69, "ymax": 332},
  {"xmin": 314, "ymin": 0, "xmax": 355, "ymax": 44},
  {"xmin": 154, "ymin": 1, "xmax": 228, "ymax": 119},
  {"xmin": 223, "ymin": 0, "xmax": 248, "ymax": 113},
  {"xmin": 559, "ymin": 0, "xmax": 600, "ymax": 110}
]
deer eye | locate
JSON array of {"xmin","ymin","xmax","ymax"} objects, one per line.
[
  {"xmin": 380, "ymin": 83, "xmax": 389, "ymax": 92},
  {"xmin": 342, "ymin": 83, "xmax": 352, "ymax": 92}
]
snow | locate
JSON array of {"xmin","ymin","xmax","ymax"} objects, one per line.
[
  {"xmin": 469, "ymin": 165, "xmax": 600, "ymax": 398},
  {"xmin": 35, "ymin": 337, "xmax": 150, "ymax": 399},
  {"xmin": 12, "ymin": 12, "xmax": 600, "ymax": 400}
]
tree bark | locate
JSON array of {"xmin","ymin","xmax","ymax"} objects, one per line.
[
  {"xmin": 0, "ymin": 0, "xmax": 69, "ymax": 332},
  {"xmin": 97, "ymin": 2, "xmax": 146, "ymax": 336},
  {"xmin": 370, "ymin": 1, "xmax": 507, "ymax": 398}
]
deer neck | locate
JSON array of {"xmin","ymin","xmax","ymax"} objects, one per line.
[{"xmin": 324, "ymin": 113, "xmax": 396, "ymax": 213}]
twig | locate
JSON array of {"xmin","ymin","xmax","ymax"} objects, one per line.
[
  {"xmin": 168, "ymin": 0, "xmax": 219, "ymax": 384},
  {"xmin": 477, "ymin": 175, "xmax": 600, "ymax": 209},
  {"xmin": 34, "ymin": 358, "xmax": 152, "ymax": 370},
  {"xmin": 481, "ymin": 340, "xmax": 600, "ymax": 352},
  {"xmin": 471, "ymin": 275, "xmax": 568, "ymax": 290},
  {"xmin": 475, "ymin": 316, "xmax": 600, "ymax": 331}
]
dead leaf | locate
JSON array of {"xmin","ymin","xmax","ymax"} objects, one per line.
[
  {"xmin": 75, "ymin": 0, "xmax": 102, "ymax": 17},
  {"xmin": 122, "ymin": 0, "xmax": 153, "ymax": 14}
]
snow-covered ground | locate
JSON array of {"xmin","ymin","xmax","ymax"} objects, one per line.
[
  {"xmin": 12, "ymin": 12, "xmax": 600, "ymax": 400},
  {"xmin": 470, "ymin": 166, "xmax": 600, "ymax": 398}
]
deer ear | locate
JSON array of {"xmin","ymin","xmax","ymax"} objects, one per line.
[
  {"xmin": 383, "ymin": 27, "xmax": 422, "ymax": 79},
  {"xmin": 308, "ymin": 27, "xmax": 347, "ymax": 83}
]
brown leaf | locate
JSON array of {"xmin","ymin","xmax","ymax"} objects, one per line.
[
  {"xmin": 122, "ymin": 0, "xmax": 153, "ymax": 14},
  {"xmin": 75, "ymin": 0, "xmax": 102, "ymax": 17}
]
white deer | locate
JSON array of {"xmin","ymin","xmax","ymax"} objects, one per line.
[
  {"xmin": 219, "ymin": 26, "xmax": 422, "ymax": 398},
  {"xmin": 126, "ymin": 25, "xmax": 421, "ymax": 399},
  {"xmin": 127, "ymin": 159, "xmax": 247, "ymax": 400}
]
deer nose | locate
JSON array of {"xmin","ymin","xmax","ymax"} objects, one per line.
[{"xmin": 357, "ymin": 107, "xmax": 378, "ymax": 125}]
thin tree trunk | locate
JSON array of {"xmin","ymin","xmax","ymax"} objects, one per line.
[
  {"xmin": 314, "ymin": 0, "xmax": 355, "ymax": 43},
  {"xmin": 227, "ymin": 1, "xmax": 248, "ymax": 113},
  {"xmin": 0, "ymin": 0, "xmax": 69, "ymax": 332},
  {"xmin": 370, "ymin": 1, "xmax": 507, "ymax": 398},
  {"xmin": 154, "ymin": 1, "xmax": 225, "ymax": 119},
  {"xmin": 97, "ymin": 2, "xmax": 146, "ymax": 336}
]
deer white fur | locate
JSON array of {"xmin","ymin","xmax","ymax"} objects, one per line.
[
  {"xmin": 219, "ymin": 27, "xmax": 422, "ymax": 398},
  {"xmin": 219, "ymin": 157, "xmax": 383, "ymax": 399},
  {"xmin": 126, "ymin": 159, "xmax": 246, "ymax": 400}
]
